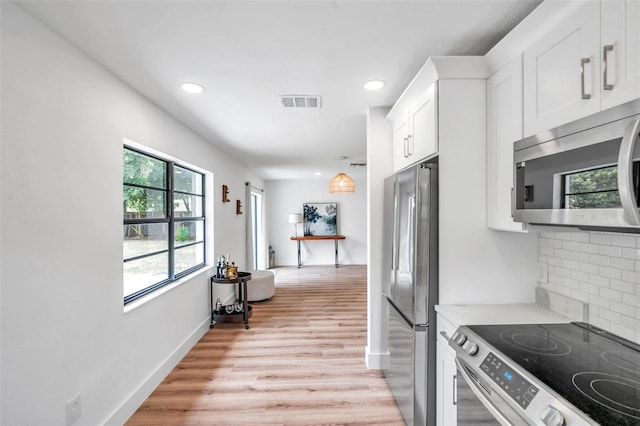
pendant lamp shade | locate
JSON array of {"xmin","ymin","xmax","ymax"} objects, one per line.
[{"xmin": 329, "ymin": 172, "xmax": 355, "ymax": 193}]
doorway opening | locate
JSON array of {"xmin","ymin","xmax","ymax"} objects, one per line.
[{"xmin": 251, "ymin": 189, "xmax": 265, "ymax": 270}]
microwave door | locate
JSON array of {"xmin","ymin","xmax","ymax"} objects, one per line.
[
  {"xmin": 513, "ymin": 112, "xmax": 640, "ymax": 230},
  {"xmin": 618, "ymin": 118, "xmax": 640, "ymax": 225}
]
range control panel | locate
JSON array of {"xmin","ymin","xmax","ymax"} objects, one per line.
[{"xmin": 480, "ymin": 352, "xmax": 539, "ymax": 409}]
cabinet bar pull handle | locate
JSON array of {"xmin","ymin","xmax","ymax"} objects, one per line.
[
  {"xmin": 603, "ymin": 45, "xmax": 614, "ymax": 90},
  {"xmin": 580, "ymin": 58, "xmax": 591, "ymax": 100},
  {"xmin": 407, "ymin": 134, "xmax": 413, "ymax": 156},
  {"xmin": 453, "ymin": 375, "xmax": 457, "ymax": 405},
  {"xmin": 403, "ymin": 137, "xmax": 409, "ymax": 158},
  {"xmin": 511, "ymin": 187, "xmax": 515, "ymax": 218}
]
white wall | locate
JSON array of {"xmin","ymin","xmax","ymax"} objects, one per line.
[
  {"xmin": 1, "ymin": 3, "xmax": 262, "ymax": 424},
  {"xmin": 365, "ymin": 107, "xmax": 392, "ymax": 369},
  {"xmin": 437, "ymin": 79, "xmax": 538, "ymax": 305},
  {"xmin": 265, "ymin": 179, "xmax": 367, "ymax": 267}
]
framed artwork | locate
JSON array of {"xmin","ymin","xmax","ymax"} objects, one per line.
[{"xmin": 303, "ymin": 202, "xmax": 337, "ymax": 236}]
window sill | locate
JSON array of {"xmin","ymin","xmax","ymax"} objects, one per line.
[{"xmin": 123, "ymin": 265, "xmax": 214, "ymax": 314}]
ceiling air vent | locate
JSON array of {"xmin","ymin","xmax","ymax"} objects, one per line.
[
  {"xmin": 349, "ymin": 162, "xmax": 367, "ymax": 167},
  {"xmin": 279, "ymin": 95, "xmax": 322, "ymax": 108}
]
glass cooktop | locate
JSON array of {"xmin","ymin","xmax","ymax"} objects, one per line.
[{"xmin": 467, "ymin": 322, "xmax": 640, "ymax": 426}]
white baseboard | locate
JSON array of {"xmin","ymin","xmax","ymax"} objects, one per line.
[
  {"xmin": 365, "ymin": 346, "xmax": 390, "ymax": 370},
  {"xmin": 104, "ymin": 317, "xmax": 210, "ymax": 425}
]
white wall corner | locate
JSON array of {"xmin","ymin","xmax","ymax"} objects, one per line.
[{"xmin": 366, "ymin": 107, "xmax": 392, "ymax": 358}]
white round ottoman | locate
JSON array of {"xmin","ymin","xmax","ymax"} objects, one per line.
[{"xmin": 243, "ymin": 270, "xmax": 275, "ymax": 302}]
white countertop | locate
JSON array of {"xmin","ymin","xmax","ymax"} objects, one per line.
[{"xmin": 435, "ymin": 303, "xmax": 571, "ymax": 328}]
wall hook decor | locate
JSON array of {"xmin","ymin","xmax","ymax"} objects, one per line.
[
  {"xmin": 222, "ymin": 184, "xmax": 229, "ymax": 203},
  {"xmin": 236, "ymin": 200, "xmax": 243, "ymax": 214}
]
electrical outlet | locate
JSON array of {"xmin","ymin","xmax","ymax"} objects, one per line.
[
  {"xmin": 66, "ymin": 394, "xmax": 81, "ymax": 425},
  {"xmin": 538, "ymin": 263, "xmax": 548, "ymax": 283}
]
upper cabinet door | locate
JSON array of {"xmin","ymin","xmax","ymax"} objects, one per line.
[
  {"xmin": 409, "ymin": 83, "xmax": 438, "ymax": 164},
  {"xmin": 389, "ymin": 83, "xmax": 438, "ymax": 173},
  {"xmin": 486, "ymin": 55, "xmax": 527, "ymax": 232},
  {"xmin": 392, "ymin": 111, "xmax": 410, "ymax": 172},
  {"xmin": 523, "ymin": 1, "xmax": 600, "ymax": 137},
  {"xmin": 601, "ymin": 0, "xmax": 640, "ymax": 110}
]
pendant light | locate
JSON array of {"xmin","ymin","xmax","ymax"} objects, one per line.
[{"xmin": 329, "ymin": 156, "xmax": 355, "ymax": 193}]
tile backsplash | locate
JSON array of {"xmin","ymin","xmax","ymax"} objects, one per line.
[{"xmin": 538, "ymin": 231, "xmax": 640, "ymax": 343}]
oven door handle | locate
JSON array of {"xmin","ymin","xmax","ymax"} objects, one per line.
[
  {"xmin": 618, "ymin": 118, "xmax": 640, "ymax": 226},
  {"xmin": 455, "ymin": 358, "xmax": 514, "ymax": 426}
]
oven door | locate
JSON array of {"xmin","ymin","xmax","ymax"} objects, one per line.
[{"xmin": 455, "ymin": 359, "xmax": 528, "ymax": 426}]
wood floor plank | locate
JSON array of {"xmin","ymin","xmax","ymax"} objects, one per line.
[{"xmin": 127, "ymin": 265, "xmax": 404, "ymax": 426}]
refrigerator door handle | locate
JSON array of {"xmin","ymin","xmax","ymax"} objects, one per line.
[{"xmin": 391, "ymin": 177, "xmax": 399, "ymax": 296}]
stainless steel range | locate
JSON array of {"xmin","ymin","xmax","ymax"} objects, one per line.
[{"xmin": 449, "ymin": 322, "xmax": 640, "ymax": 425}]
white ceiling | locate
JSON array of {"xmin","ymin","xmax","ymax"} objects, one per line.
[{"xmin": 15, "ymin": 0, "xmax": 541, "ymax": 181}]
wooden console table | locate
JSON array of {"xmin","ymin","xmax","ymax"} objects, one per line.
[{"xmin": 290, "ymin": 235, "xmax": 346, "ymax": 268}]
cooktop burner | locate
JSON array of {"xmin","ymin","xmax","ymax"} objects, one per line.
[
  {"xmin": 467, "ymin": 322, "xmax": 640, "ymax": 426},
  {"xmin": 572, "ymin": 372, "xmax": 640, "ymax": 420},
  {"xmin": 602, "ymin": 350, "xmax": 640, "ymax": 375},
  {"xmin": 499, "ymin": 328, "xmax": 572, "ymax": 356}
]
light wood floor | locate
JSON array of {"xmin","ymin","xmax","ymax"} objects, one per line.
[{"xmin": 127, "ymin": 265, "xmax": 404, "ymax": 426}]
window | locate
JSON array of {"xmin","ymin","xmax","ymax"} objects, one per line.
[
  {"xmin": 562, "ymin": 165, "xmax": 621, "ymax": 209},
  {"xmin": 123, "ymin": 146, "xmax": 205, "ymax": 304},
  {"xmin": 561, "ymin": 163, "xmax": 640, "ymax": 209}
]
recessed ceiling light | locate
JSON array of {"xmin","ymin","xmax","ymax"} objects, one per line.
[
  {"xmin": 180, "ymin": 82, "xmax": 205, "ymax": 94},
  {"xmin": 314, "ymin": 172, "xmax": 322, "ymax": 176},
  {"xmin": 363, "ymin": 80, "xmax": 386, "ymax": 91}
]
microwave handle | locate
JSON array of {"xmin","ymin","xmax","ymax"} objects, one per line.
[{"xmin": 618, "ymin": 118, "xmax": 640, "ymax": 226}]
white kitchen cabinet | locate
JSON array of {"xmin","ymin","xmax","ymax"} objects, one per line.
[
  {"xmin": 523, "ymin": 0, "xmax": 640, "ymax": 137},
  {"xmin": 486, "ymin": 55, "xmax": 527, "ymax": 232},
  {"xmin": 388, "ymin": 83, "xmax": 438, "ymax": 172},
  {"xmin": 391, "ymin": 111, "xmax": 410, "ymax": 172},
  {"xmin": 601, "ymin": 0, "xmax": 640, "ymax": 110},
  {"xmin": 436, "ymin": 339, "xmax": 457, "ymax": 426},
  {"xmin": 523, "ymin": 1, "xmax": 600, "ymax": 136},
  {"xmin": 436, "ymin": 313, "xmax": 457, "ymax": 426},
  {"xmin": 409, "ymin": 84, "xmax": 438, "ymax": 165}
]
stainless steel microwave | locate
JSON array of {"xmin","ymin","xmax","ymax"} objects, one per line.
[{"xmin": 513, "ymin": 99, "xmax": 640, "ymax": 232}]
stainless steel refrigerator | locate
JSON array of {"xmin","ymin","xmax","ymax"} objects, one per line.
[{"xmin": 382, "ymin": 161, "xmax": 438, "ymax": 426}]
